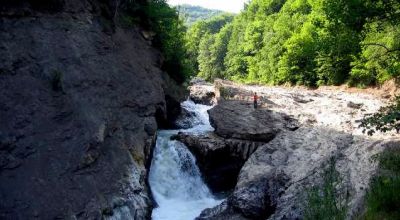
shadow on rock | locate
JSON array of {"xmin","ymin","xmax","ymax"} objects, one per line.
[{"xmin": 197, "ymin": 126, "xmax": 398, "ymax": 220}]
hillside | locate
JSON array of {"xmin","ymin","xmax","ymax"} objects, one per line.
[
  {"xmin": 185, "ymin": 0, "xmax": 400, "ymax": 87},
  {"xmin": 177, "ymin": 4, "xmax": 225, "ymax": 26}
]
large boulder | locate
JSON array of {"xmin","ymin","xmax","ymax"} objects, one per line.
[
  {"xmin": 172, "ymin": 132, "xmax": 264, "ymax": 193},
  {"xmin": 189, "ymin": 79, "xmax": 216, "ymax": 105},
  {"xmin": 208, "ymin": 100, "xmax": 299, "ymax": 142}
]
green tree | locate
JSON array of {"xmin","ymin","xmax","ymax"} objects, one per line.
[
  {"xmin": 143, "ymin": 0, "xmax": 190, "ymax": 83},
  {"xmin": 185, "ymin": 0, "xmax": 400, "ymax": 87},
  {"xmin": 186, "ymin": 13, "xmax": 234, "ymax": 74},
  {"xmin": 210, "ymin": 23, "xmax": 233, "ymax": 79},
  {"xmin": 350, "ymin": 22, "xmax": 400, "ymax": 87},
  {"xmin": 197, "ymin": 33, "xmax": 216, "ymax": 80}
]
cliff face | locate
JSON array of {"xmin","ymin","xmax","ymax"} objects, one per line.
[{"xmin": 0, "ymin": 1, "xmax": 183, "ymax": 219}]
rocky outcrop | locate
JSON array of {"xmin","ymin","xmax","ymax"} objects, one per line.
[
  {"xmin": 171, "ymin": 100, "xmax": 299, "ymax": 193},
  {"xmin": 174, "ymin": 108, "xmax": 197, "ymax": 129},
  {"xmin": 172, "ymin": 132, "xmax": 264, "ymax": 193},
  {"xmin": 195, "ymin": 80, "xmax": 399, "ymax": 220},
  {"xmin": 228, "ymin": 128, "xmax": 354, "ymax": 219},
  {"xmin": 0, "ymin": 1, "xmax": 184, "ymax": 219},
  {"xmin": 208, "ymin": 100, "xmax": 299, "ymax": 142},
  {"xmin": 189, "ymin": 78, "xmax": 216, "ymax": 105},
  {"xmin": 199, "ymin": 128, "xmax": 397, "ymax": 220}
]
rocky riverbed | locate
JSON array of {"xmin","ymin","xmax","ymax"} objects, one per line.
[{"xmin": 184, "ymin": 79, "xmax": 399, "ymax": 220}]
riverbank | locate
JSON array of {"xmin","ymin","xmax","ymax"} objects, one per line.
[{"xmin": 183, "ymin": 79, "xmax": 399, "ymax": 219}]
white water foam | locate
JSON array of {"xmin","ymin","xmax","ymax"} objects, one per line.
[{"xmin": 149, "ymin": 100, "xmax": 222, "ymax": 220}]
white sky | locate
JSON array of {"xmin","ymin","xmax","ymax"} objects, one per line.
[{"xmin": 167, "ymin": 0, "xmax": 248, "ymax": 13}]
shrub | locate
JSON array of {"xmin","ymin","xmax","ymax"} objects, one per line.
[
  {"xmin": 303, "ymin": 158, "xmax": 349, "ymax": 220},
  {"xmin": 364, "ymin": 150, "xmax": 400, "ymax": 219},
  {"xmin": 123, "ymin": 0, "xmax": 191, "ymax": 83}
]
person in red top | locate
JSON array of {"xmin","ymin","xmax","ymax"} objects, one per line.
[{"xmin": 253, "ymin": 92, "xmax": 258, "ymax": 109}]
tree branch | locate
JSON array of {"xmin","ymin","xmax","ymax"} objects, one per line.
[{"xmin": 362, "ymin": 43, "xmax": 400, "ymax": 54}]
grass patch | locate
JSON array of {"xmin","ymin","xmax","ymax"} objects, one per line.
[
  {"xmin": 364, "ymin": 150, "xmax": 400, "ymax": 219},
  {"xmin": 377, "ymin": 150, "xmax": 400, "ymax": 174},
  {"xmin": 304, "ymin": 158, "xmax": 349, "ymax": 220}
]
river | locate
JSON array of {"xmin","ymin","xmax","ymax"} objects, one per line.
[{"xmin": 148, "ymin": 100, "xmax": 223, "ymax": 220}]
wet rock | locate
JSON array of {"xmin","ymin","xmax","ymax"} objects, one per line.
[
  {"xmin": 172, "ymin": 132, "xmax": 264, "ymax": 192},
  {"xmin": 174, "ymin": 108, "xmax": 198, "ymax": 129},
  {"xmin": 159, "ymin": 73, "xmax": 188, "ymax": 128}
]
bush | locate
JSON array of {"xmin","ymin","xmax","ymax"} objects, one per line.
[
  {"xmin": 143, "ymin": 0, "xmax": 191, "ymax": 83},
  {"xmin": 303, "ymin": 158, "xmax": 349, "ymax": 220},
  {"xmin": 124, "ymin": 0, "xmax": 191, "ymax": 83},
  {"xmin": 348, "ymin": 59, "xmax": 377, "ymax": 88},
  {"xmin": 364, "ymin": 150, "xmax": 400, "ymax": 219}
]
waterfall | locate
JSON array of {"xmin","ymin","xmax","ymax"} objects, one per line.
[{"xmin": 149, "ymin": 100, "xmax": 222, "ymax": 220}]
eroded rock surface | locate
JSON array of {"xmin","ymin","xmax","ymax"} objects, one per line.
[
  {"xmin": 172, "ymin": 132, "xmax": 264, "ymax": 192},
  {"xmin": 208, "ymin": 100, "xmax": 299, "ymax": 142},
  {"xmin": 189, "ymin": 78, "xmax": 216, "ymax": 105},
  {"xmin": 199, "ymin": 128, "xmax": 397, "ymax": 220},
  {"xmin": 173, "ymin": 99, "xmax": 299, "ymax": 193},
  {"xmin": 0, "ymin": 1, "xmax": 185, "ymax": 219},
  {"xmin": 196, "ymin": 80, "xmax": 399, "ymax": 219}
]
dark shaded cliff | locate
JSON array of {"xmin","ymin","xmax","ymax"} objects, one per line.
[{"xmin": 0, "ymin": 0, "xmax": 185, "ymax": 219}]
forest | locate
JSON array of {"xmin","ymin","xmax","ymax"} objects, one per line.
[
  {"xmin": 184, "ymin": 0, "xmax": 400, "ymax": 87},
  {"xmin": 122, "ymin": 0, "xmax": 400, "ymax": 126},
  {"xmin": 177, "ymin": 4, "xmax": 224, "ymax": 26}
]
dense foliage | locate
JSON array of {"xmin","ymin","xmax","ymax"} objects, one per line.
[
  {"xmin": 364, "ymin": 149, "xmax": 400, "ymax": 219},
  {"xmin": 186, "ymin": 0, "xmax": 400, "ymax": 86},
  {"xmin": 177, "ymin": 4, "xmax": 224, "ymax": 26},
  {"xmin": 123, "ymin": 0, "xmax": 190, "ymax": 83},
  {"xmin": 185, "ymin": 13, "xmax": 235, "ymax": 80},
  {"xmin": 360, "ymin": 96, "xmax": 400, "ymax": 136}
]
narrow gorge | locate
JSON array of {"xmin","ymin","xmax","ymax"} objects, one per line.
[{"xmin": 1, "ymin": 1, "xmax": 399, "ymax": 220}]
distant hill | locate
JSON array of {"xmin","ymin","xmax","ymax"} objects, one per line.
[{"xmin": 176, "ymin": 4, "xmax": 225, "ymax": 26}]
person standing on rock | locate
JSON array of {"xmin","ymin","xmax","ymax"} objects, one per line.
[{"xmin": 253, "ymin": 92, "xmax": 258, "ymax": 109}]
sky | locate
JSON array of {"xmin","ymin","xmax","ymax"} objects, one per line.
[{"xmin": 167, "ymin": 0, "xmax": 248, "ymax": 13}]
